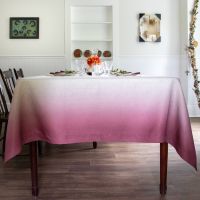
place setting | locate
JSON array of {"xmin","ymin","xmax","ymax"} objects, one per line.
[{"xmin": 49, "ymin": 50, "xmax": 140, "ymax": 77}]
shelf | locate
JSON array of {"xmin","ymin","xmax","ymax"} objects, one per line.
[
  {"xmin": 72, "ymin": 39, "xmax": 113, "ymax": 42},
  {"xmin": 72, "ymin": 57, "xmax": 113, "ymax": 60},
  {"xmin": 71, "ymin": 6, "xmax": 112, "ymax": 22},
  {"xmin": 69, "ymin": 4, "xmax": 114, "ymax": 65},
  {"xmin": 71, "ymin": 5, "xmax": 111, "ymax": 8},
  {"xmin": 72, "ymin": 22, "xmax": 112, "ymax": 24}
]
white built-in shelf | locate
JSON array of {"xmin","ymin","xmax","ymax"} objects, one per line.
[{"xmin": 69, "ymin": 3, "xmax": 113, "ymax": 64}]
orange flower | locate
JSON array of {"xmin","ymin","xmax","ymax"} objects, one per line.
[{"xmin": 87, "ymin": 55, "xmax": 101, "ymax": 67}]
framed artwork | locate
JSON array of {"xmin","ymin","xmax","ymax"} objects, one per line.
[
  {"xmin": 139, "ymin": 13, "xmax": 161, "ymax": 42},
  {"xmin": 10, "ymin": 17, "xmax": 39, "ymax": 39}
]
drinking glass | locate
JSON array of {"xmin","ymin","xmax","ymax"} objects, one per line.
[
  {"xmin": 73, "ymin": 59, "xmax": 79, "ymax": 72},
  {"xmin": 102, "ymin": 61, "xmax": 113, "ymax": 75},
  {"xmin": 107, "ymin": 61, "xmax": 113, "ymax": 74},
  {"xmin": 74, "ymin": 59, "xmax": 86, "ymax": 75},
  {"xmin": 79, "ymin": 60, "xmax": 87, "ymax": 75},
  {"xmin": 94, "ymin": 64, "xmax": 103, "ymax": 76}
]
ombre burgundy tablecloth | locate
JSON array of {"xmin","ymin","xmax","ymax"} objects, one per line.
[{"xmin": 4, "ymin": 76, "xmax": 197, "ymax": 169}]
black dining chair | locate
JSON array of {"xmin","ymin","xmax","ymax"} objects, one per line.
[
  {"xmin": 13, "ymin": 68, "xmax": 24, "ymax": 79},
  {"xmin": 0, "ymin": 85, "xmax": 9, "ymax": 158},
  {"xmin": 0, "ymin": 83, "xmax": 43, "ymax": 158},
  {"xmin": 0, "ymin": 68, "xmax": 15, "ymax": 102},
  {"xmin": 0, "ymin": 68, "xmax": 43, "ymax": 157}
]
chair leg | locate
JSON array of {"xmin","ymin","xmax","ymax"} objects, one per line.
[
  {"xmin": 0, "ymin": 122, "xmax": 3, "ymax": 158},
  {"xmin": 2, "ymin": 122, "xmax": 8, "ymax": 159},
  {"xmin": 0, "ymin": 122, "xmax": 2, "ymax": 138}
]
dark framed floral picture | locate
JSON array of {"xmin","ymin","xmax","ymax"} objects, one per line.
[{"xmin": 10, "ymin": 17, "xmax": 39, "ymax": 39}]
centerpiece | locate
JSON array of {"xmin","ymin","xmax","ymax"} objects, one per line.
[{"xmin": 86, "ymin": 54, "xmax": 102, "ymax": 75}]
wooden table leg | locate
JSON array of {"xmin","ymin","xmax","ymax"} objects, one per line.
[
  {"xmin": 160, "ymin": 143, "xmax": 168, "ymax": 195},
  {"xmin": 38, "ymin": 141, "xmax": 43, "ymax": 156},
  {"xmin": 30, "ymin": 142, "xmax": 39, "ymax": 197},
  {"xmin": 93, "ymin": 141, "xmax": 97, "ymax": 149}
]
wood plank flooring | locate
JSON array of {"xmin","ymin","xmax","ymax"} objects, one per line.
[{"xmin": 0, "ymin": 118, "xmax": 200, "ymax": 200}]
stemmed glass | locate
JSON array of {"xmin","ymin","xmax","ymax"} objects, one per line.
[
  {"xmin": 74, "ymin": 59, "xmax": 86, "ymax": 75},
  {"xmin": 79, "ymin": 60, "xmax": 87, "ymax": 75},
  {"xmin": 102, "ymin": 61, "xmax": 113, "ymax": 76}
]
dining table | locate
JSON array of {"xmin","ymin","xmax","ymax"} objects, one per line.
[{"xmin": 4, "ymin": 74, "xmax": 197, "ymax": 197}]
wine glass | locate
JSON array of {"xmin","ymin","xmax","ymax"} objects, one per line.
[
  {"xmin": 73, "ymin": 59, "xmax": 86, "ymax": 75},
  {"xmin": 73, "ymin": 59, "xmax": 79, "ymax": 72},
  {"xmin": 107, "ymin": 61, "xmax": 113, "ymax": 74},
  {"xmin": 102, "ymin": 61, "xmax": 113, "ymax": 75},
  {"xmin": 79, "ymin": 60, "xmax": 87, "ymax": 75},
  {"xmin": 93, "ymin": 64, "xmax": 103, "ymax": 76}
]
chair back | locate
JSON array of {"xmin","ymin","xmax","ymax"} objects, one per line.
[
  {"xmin": 0, "ymin": 85, "xmax": 8, "ymax": 115},
  {"xmin": 13, "ymin": 68, "xmax": 24, "ymax": 79},
  {"xmin": 0, "ymin": 85, "xmax": 9, "ymax": 158},
  {"xmin": 0, "ymin": 68, "xmax": 15, "ymax": 102}
]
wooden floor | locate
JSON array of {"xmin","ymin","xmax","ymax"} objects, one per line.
[{"xmin": 0, "ymin": 118, "xmax": 200, "ymax": 200}]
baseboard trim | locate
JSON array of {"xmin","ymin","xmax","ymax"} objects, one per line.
[{"xmin": 188, "ymin": 104, "xmax": 200, "ymax": 117}]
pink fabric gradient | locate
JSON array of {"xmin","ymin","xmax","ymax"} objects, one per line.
[{"xmin": 4, "ymin": 76, "xmax": 197, "ymax": 169}]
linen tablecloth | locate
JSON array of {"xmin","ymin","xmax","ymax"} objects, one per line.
[{"xmin": 4, "ymin": 76, "xmax": 197, "ymax": 169}]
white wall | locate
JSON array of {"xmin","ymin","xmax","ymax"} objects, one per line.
[
  {"xmin": 118, "ymin": 0, "xmax": 180, "ymax": 77},
  {"xmin": 179, "ymin": 0, "xmax": 189, "ymax": 101},
  {"xmin": 0, "ymin": 0, "xmax": 66, "ymax": 76},
  {"xmin": 0, "ymin": 0, "xmax": 181, "ymax": 75},
  {"xmin": 119, "ymin": 0, "xmax": 180, "ymax": 56},
  {"xmin": 0, "ymin": 0, "xmax": 65, "ymax": 56}
]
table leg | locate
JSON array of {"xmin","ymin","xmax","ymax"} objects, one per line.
[
  {"xmin": 38, "ymin": 141, "xmax": 43, "ymax": 156},
  {"xmin": 30, "ymin": 142, "xmax": 39, "ymax": 196},
  {"xmin": 160, "ymin": 143, "xmax": 168, "ymax": 195},
  {"xmin": 93, "ymin": 142, "xmax": 97, "ymax": 149}
]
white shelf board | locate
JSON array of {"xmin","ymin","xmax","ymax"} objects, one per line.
[
  {"xmin": 72, "ymin": 39, "xmax": 113, "ymax": 42},
  {"xmin": 72, "ymin": 21, "xmax": 112, "ymax": 24},
  {"xmin": 72, "ymin": 57, "xmax": 112, "ymax": 60},
  {"xmin": 71, "ymin": 5, "xmax": 112, "ymax": 8}
]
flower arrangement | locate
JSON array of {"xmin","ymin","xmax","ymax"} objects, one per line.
[
  {"xmin": 87, "ymin": 55, "xmax": 101, "ymax": 68},
  {"xmin": 187, "ymin": 0, "xmax": 200, "ymax": 108}
]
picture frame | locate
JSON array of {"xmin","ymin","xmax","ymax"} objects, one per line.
[
  {"xmin": 10, "ymin": 17, "xmax": 39, "ymax": 39},
  {"xmin": 139, "ymin": 13, "xmax": 161, "ymax": 42}
]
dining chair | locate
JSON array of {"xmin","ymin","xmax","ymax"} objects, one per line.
[
  {"xmin": 1, "ymin": 69, "xmax": 45, "ymax": 157},
  {"xmin": 0, "ymin": 68, "xmax": 15, "ymax": 102},
  {"xmin": 0, "ymin": 85, "xmax": 9, "ymax": 158},
  {"xmin": 13, "ymin": 68, "xmax": 24, "ymax": 79},
  {"xmin": 0, "ymin": 84, "xmax": 43, "ymax": 158}
]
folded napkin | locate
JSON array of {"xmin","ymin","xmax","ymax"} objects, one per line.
[
  {"xmin": 111, "ymin": 69, "xmax": 140, "ymax": 76},
  {"xmin": 50, "ymin": 70, "xmax": 77, "ymax": 76}
]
